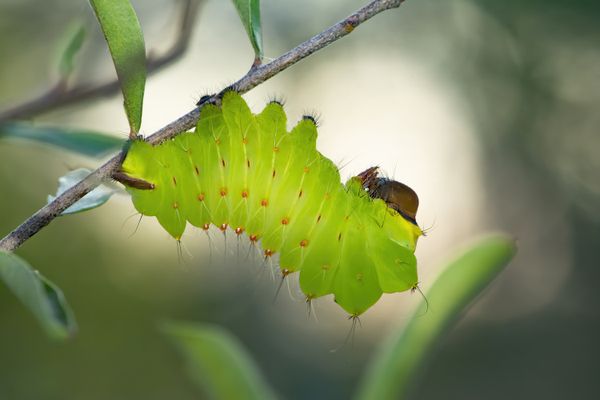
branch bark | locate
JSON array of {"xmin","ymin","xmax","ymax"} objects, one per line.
[{"xmin": 0, "ymin": 0, "xmax": 405, "ymax": 252}]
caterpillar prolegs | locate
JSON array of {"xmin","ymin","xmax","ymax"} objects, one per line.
[{"xmin": 120, "ymin": 92, "xmax": 422, "ymax": 316}]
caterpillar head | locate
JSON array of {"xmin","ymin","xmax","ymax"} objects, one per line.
[{"xmin": 358, "ymin": 166, "xmax": 419, "ymax": 225}]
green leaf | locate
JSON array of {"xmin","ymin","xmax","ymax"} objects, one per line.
[
  {"xmin": 58, "ymin": 24, "xmax": 86, "ymax": 79},
  {"xmin": 0, "ymin": 251, "xmax": 77, "ymax": 339},
  {"xmin": 163, "ymin": 322, "xmax": 278, "ymax": 400},
  {"xmin": 89, "ymin": 0, "xmax": 146, "ymax": 134},
  {"xmin": 231, "ymin": 0, "xmax": 263, "ymax": 59},
  {"xmin": 355, "ymin": 234, "xmax": 517, "ymax": 400},
  {"xmin": 0, "ymin": 122, "xmax": 124, "ymax": 157},
  {"xmin": 48, "ymin": 168, "xmax": 115, "ymax": 215}
]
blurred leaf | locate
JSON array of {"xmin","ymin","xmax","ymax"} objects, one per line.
[
  {"xmin": 231, "ymin": 0, "xmax": 263, "ymax": 59},
  {"xmin": 58, "ymin": 24, "xmax": 86, "ymax": 79},
  {"xmin": 0, "ymin": 251, "xmax": 77, "ymax": 339},
  {"xmin": 48, "ymin": 168, "xmax": 115, "ymax": 215},
  {"xmin": 356, "ymin": 235, "xmax": 517, "ymax": 400},
  {"xmin": 89, "ymin": 0, "xmax": 146, "ymax": 134},
  {"xmin": 163, "ymin": 322, "xmax": 278, "ymax": 400},
  {"xmin": 0, "ymin": 122, "xmax": 123, "ymax": 157}
]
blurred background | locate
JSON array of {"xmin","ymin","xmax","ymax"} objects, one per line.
[{"xmin": 1, "ymin": 0, "xmax": 599, "ymax": 399}]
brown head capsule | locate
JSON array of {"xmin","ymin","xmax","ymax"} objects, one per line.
[{"xmin": 358, "ymin": 166, "xmax": 419, "ymax": 225}]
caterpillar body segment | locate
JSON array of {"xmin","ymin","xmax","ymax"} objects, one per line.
[{"xmin": 121, "ymin": 92, "xmax": 422, "ymax": 316}]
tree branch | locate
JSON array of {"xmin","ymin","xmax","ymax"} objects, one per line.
[
  {"xmin": 0, "ymin": 0, "xmax": 202, "ymax": 122},
  {"xmin": 0, "ymin": 0, "xmax": 405, "ymax": 252}
]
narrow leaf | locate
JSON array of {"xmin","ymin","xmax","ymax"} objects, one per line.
[
  {"xmin": 48, "ymin": 168, "xmax": 115, "ymax": 215},
  {"xmin": 58, "ymin": 24, "xmax": 87, "ymax": 79},
  {"xmin": 163, "ymin": 322, "xmax": 278, "ymax": 400},
  {"xmin": 0, "ymin": 122, "xmax": 124, "ymax": 157},
  {"xmin": 356, "ymin": 235, "xmax": 517, "ymax": 400},
  {"xmin": 231, "ymin": 0, "xmax": 263, "ymax": 59},
  {"xmin": 89, "ymin": 0, "xmax": 146, "ymax": 134},
  {"xmin": 0, "ymin": 251, "xmax": 77, "ymax": 339}
]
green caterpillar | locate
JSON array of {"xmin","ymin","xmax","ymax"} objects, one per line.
[{"xmin": 119, "ymin": 92, "xmax": 422, "ymax": 316}]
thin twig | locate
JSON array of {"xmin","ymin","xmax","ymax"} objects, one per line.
[
  {"xmin": 0, "ymin": 0, "xmax": 202, "ymax": 122},
  {"xmin": 0, "ymin": 0, "xmax": 405, "ymax": 252}
]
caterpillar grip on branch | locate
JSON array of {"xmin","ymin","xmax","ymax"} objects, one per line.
[{"xmin": 119, "ymin": 92, "xmax": 422, "ymax": 316}]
